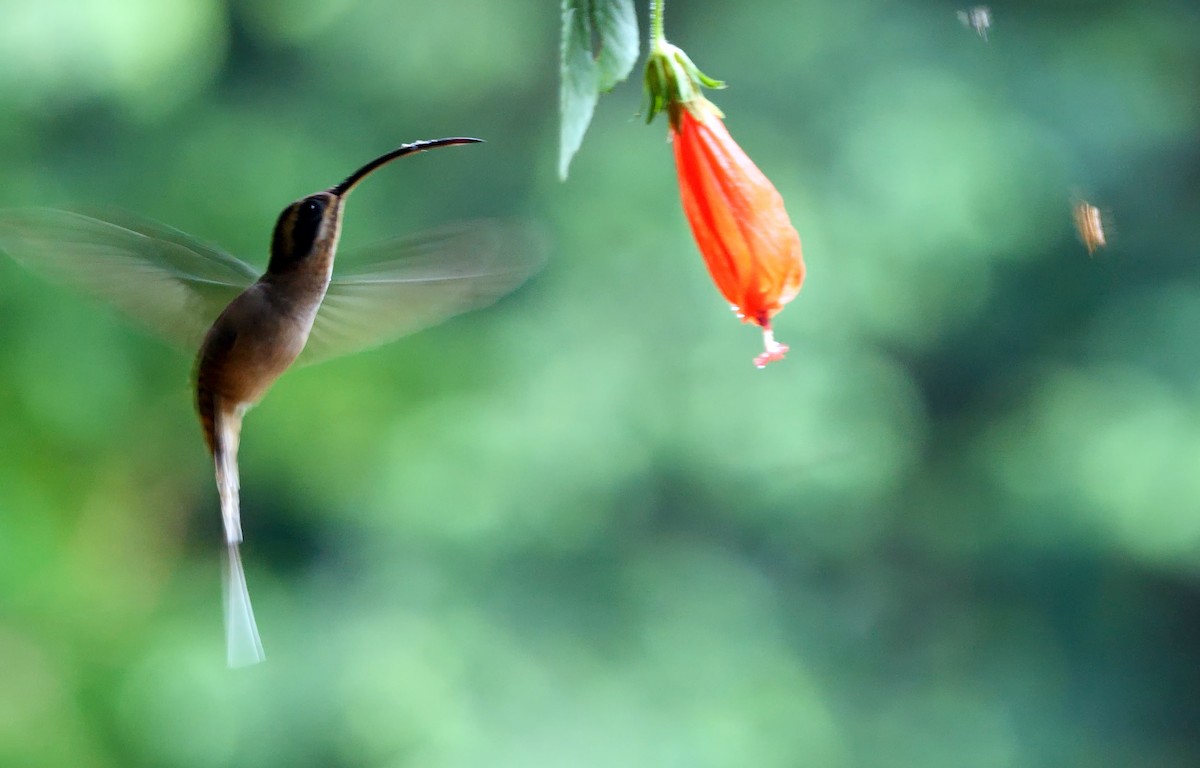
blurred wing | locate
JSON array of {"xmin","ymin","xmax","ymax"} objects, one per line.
[
  {"xmin": 300, "ymin": 220, "xmax": 546, "ymax": 366},
  {"xmin": 0, "ymin": 208, "xmax": 258, "ymax": 350}
]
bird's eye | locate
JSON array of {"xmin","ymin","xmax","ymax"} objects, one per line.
[{"xmin": 299, "ymin": 198, "xmax": 325, "ymax": 219}]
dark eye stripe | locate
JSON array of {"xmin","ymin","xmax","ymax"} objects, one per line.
[
  {"xmin": 268, "ymin": 196, "xmax": 329, "ymax": 273},
  {"xmin": 291, "ymin": 199, "xmax": 324, "ymax": 255}
]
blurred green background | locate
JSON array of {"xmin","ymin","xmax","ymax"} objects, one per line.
[{"xmin": 1, "ymin": 0, "xmax": 1199, "ymax": 766}]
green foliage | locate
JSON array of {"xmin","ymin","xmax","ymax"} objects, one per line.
[
  {"xmin": 1, "ymin": 1, "xmax": 1199, "ymax": 767},
  {"xmin": 559, "ymin": 0, "xmax": 639, "ymax": 179}
]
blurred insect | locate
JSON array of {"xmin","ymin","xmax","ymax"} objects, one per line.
[
  {"xmin": 1072, "ymin": 198, "xmax": 1108, "ymax": 255},
  {"xmin": 957, "ymin": 6, "xmax": 992, "ymax": 41},
  {"xmin": 0, "ymin": 139, "xmax": 544, "ymax": 666}
]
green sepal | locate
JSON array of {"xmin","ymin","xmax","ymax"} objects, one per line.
[{"xmin": 642, "ymin": 40, "xmax": 726, "ymax": 127}]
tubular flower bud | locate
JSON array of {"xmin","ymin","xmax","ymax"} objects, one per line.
[{"xmin": 645, "ymin": 35, "xmax": 805, "ymax": 367}]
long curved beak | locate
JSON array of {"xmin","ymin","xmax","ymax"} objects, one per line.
[{"xmin": 329, "ymin": 137, "xmax": 483, "ymax": 198}]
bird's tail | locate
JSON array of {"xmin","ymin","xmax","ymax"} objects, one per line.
[
  {"xmin": 215, "ymin": 409, "xmax": 265, "ymax": 667},
  {"xmin": 222, "ymin": 541, "xmax": 264, "ymax": 667}
]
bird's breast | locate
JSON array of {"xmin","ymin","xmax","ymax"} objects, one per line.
[{"xmin": 196, "ymin": 282, "xmax": 325, "ymax": 408}]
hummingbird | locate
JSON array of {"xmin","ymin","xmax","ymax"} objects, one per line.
[{"xmin": 0, "ymin": 138, "xmax": 544, "ymax": 666}]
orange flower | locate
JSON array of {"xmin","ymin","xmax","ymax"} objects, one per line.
[
  {"xmin": 643, "ymin": 13, "xmax": 805, "ymax": 367},
  {"xmin": 671, "ymin": 107, "xmax": 805, "ymax": 367}
]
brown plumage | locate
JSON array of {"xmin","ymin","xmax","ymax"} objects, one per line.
[
  {"xmin": 0, "ymin": 136, "xmax": 549, "ymax": 668},
  {"xmin": 190, "ymin": 140, "xmax": 480, "ymax": 666}
]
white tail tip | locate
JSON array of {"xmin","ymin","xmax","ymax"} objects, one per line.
[{"xmin": 223, "ymin": 542, "xmax": 265, "ymax": 668}]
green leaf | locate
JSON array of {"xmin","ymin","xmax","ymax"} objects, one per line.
[
  {"xmin": 558, "ymin": 0, "xmax": 639, "ymax": 180},
  {"xmin": 594, "ymin": 0, "xmax": 638, "ymax": 91},
  {"xmin": 559, "ymin": 0, "xmax": 599, "ymax": 181}
]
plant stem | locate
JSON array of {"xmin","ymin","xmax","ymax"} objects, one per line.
[{"xmin": 651, "ymin": 0, "xmax": 666, "ymax": 46}]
